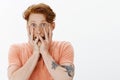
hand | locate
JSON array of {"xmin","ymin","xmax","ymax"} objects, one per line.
[
  {"xmin": 28, "ymin": 27, "xmax": 39, "ymax": 54},
  {"xmin": 39, "ymin": 26, "xmax": 52, "ymax": 54}
]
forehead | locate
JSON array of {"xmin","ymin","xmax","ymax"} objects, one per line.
[{"xmin": 28, "ymin": 13, "xmax": 46, "ymax": 22}]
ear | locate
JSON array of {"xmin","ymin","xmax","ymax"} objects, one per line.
[{"xmin": 50, "ymin": 22, "xmax": 55, "ymax": 30}]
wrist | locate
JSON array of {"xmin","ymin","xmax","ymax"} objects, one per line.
[
  {"xmin": 41, "ymin": 50, "xmax": 49, "ymax": 56},
  {"xmin": 33, "ymin": 50, "xmax": 39, "ymax": 55}
]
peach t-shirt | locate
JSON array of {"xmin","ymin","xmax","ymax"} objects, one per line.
[{"xmin": 8, "ymin": 41, "xmax": 74, "ymax": 80}]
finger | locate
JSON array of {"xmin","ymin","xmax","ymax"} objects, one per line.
[
  {"xmin": 34, "ymin": 35, "xmax": 39, "ymax": 44},
  {"xmin": 39, "ymin": 35, "xmax": 44, "ymax": 43},
  {"xmin": 31, "ymin": 27, "xmax": 34, "ymax": 41},
  {"xmin": 43, "ymin": 27, "xmax": 48, "ymax": 41},
  {"xmin": 29, "ymin": 27, "xmax": 34, "ymax": 44},
  {"xmin": 48, "ymin": 26, "xmax": 52, "ymax": 41},
  {"xmin": 27, "ymin": 26, "xmax": 30, "ymax": 35},
  {"xmin": 27, "ymin": 26, "xmax": 31, "ymax": 39}
]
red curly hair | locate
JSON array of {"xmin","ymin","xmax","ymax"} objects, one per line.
[{"xmin": 23, "ymin": 3, "xmax": 56, "ymax": 23}]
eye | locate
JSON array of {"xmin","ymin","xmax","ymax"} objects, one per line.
[
  {"xmin": 31, "ymin": 23, "xmax": 36, "ymax": 27},
  {"xmin": 41, "ymin": 23, "xmax": 48, "ymax": 27}
]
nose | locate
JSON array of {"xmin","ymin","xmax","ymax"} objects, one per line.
[{"xmin": 36, "ymin": 27, "xmax": 44, "ymax": 35}]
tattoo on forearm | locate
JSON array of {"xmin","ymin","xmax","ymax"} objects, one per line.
[
  {"xmin": 51, "ymin": 61, "xmax": 58, "ymax": 70},
  {"xmin": 61, "ymin": 65, "xmax": 74, "ymax": 77}
]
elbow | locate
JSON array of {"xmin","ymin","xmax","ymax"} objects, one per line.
[
  {"xmin": 53, "ymin": 74, "xmax": 74, "ymax": 80},
  {"xmin": 65, "ymin": 76, "xmax": 74, "ymax": 80}
]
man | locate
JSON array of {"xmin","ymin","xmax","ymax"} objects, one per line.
[{"xmin": 8, "ymin": 3, "xmax": 75, "ymax": 80}]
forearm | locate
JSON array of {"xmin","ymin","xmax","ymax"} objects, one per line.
[
  {"xmin": 42, "ymin": 52, "xmax": 74, "ymax": 80},
  {"xmin": 9, "ymin": 52, "xmax": 40, "ymax": 80}
]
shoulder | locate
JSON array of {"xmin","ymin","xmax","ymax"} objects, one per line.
[
  {"xmin": 52, "ymin": 41, "xmax": 74, "ymax": 65},
  {"xmin": 9, "ymin": 42, "xmax": 27, "ymax": 48},
  {"xmin": 51, "ymin": 41, "xmax": 74, "ymax": 50},
  {"xmin": 53, "ymin": 40, "xmax": 73, "ymax": 46},
  {"xmin": 8, "ymin": 42, "xmax": 29, "ymax": 53}
]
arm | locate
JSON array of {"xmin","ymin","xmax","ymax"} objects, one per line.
[
  {"xmin": 42, "ymin": 51, "xmax": 74, "ymax": 80},
  {"xmin": 8, "ymin": 28, "xmax": 41, "ymax": 80},
  {"xmin": 8, "ymin": 49, "xmax": 40, "ymax": 80},
  {"xmin": 39, "ymin": 27, "xmax": 75, "ymax": 80}
]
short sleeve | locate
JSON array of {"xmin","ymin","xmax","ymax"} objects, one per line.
[
  {"xmin": 59, "ymin": 42, "xmax": 74, "ymax": 64},
  {"xmin": 8, "ymin": 44, "xmax": 22, "ymax": 67}
]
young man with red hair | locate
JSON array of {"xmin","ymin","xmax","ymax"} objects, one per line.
[{"xmin": 8, "ymin": 3, "xmax": 75, "ymax": 80}]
